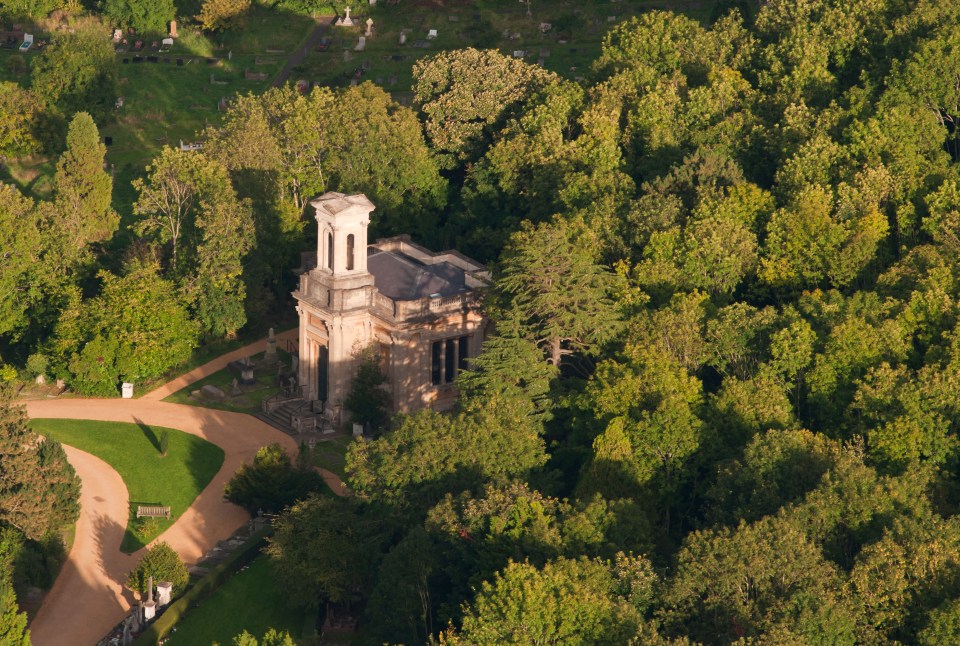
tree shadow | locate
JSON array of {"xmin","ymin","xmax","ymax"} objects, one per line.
[{"xmin": 134, "ymin": 417, "xmax": 161, "ymax": 453}]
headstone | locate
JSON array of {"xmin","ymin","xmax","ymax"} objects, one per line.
[
  {"xmin": 169, "ymin": 20, "xmax": 177, "ymax": 38},
  {"xmin": 35, "ymin": 374, "xmax": 45, "ymax": 385},
  {"xmin": 121, "ymin": 382, "xmax": 134, "ymax": 399},
  {"xmin": 113, "ymin": 29, "xmax": 123, "ymax": 42},
  {"xmin": 56, "ymin": 378, "xmax": 65, "ymax": 390},
  {"xmin": 352, "ymin": 423, "xmax": 363, "ymax": 438},
  {"xmin": 365, "ymin": 18, "xmax": 374, "ymax": 37},
  {"xmin": 201, "ymin": 384, "xmax": 225, "ymax": 400},
  {"xmin": 231, "ymin": 378, "xmax": 241, "ymax": 396},
  {"xmin": 241, "ymin": 367, "xmax": 255, "ymax": 385},
  {"xmin": 399, "ymin": 32, "xmax": 407, "ymax": 45},
  {"xmin": 156, "ymin": 581, "xmax": 173, "ymax": 607},
  {"xmin": 427, "ymin": 29, "xmax": 438, "ymax": 39},
  {"xmin": 336, "ymin": 6, "xmax": 355, "ymax": 27},
  {"xmin": 343, "ymin": 49, "xmax": 352, "ymax": 63},
  {"xmin": 265, "ymin": 327, "xmax": 277, "ymax": 361},
  {"xmin": 354, "ymin": 36, "xmax": 366, "ymax": 51},
  {"xmin": 369, "ymin": 0, "xmax": 376, "ymax": 4}
]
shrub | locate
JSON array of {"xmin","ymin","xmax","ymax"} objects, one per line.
[
  {"xmin": 126, "ymin": 542, "xmax": 188, "ymax": 595},
  {"xmin": 224, "ymin": 444, "xmax": 325, "ymax": 514},
  {"xmin": 25, "ymin": 354, "xmax": 48, "ymax": 378}
]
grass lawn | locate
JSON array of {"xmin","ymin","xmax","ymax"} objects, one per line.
[
  {"xmin": 30, "ymin": 419, "xmax": 224, "ymax": 553},
  {"xmin": 163, "ymin": 349, "xmax": 292, "ymax": 413},
  {"xmin": 311, "ymin": 434, "xmax": 353, "ymax": 480},
  {"xmin": 165, "ymin": 555, "xmax": 304, "ymax": 646}
]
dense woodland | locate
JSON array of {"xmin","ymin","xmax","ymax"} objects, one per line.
[{"xmin": 6, "ymin": 0, "xmax": 960, "ymax": 643}]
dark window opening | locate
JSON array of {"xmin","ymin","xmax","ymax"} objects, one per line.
[
  {"xmin": 317, "ymin": 346, "xmax": 329, "ymax": 401},
  {"xmin": 458, "ymin": 336, "xmax": 469, "ymax": 372},
  {"xmin": 445, "ymin": 339, "xmax": 456, "ymax": 383},
  {"xmin": 347, "ymin": 234, "xmax": 355, "ymax": 271},
  {"xmin": 327, "ymin": 232, "xmax": 333, "ymax": 270},
  {"xmin": 431, "ymin": 341, "xmax": 442, "ymax": 385}
]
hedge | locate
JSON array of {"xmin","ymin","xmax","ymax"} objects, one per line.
[{"xmin": 132, "ymin": 526, "xmax": 272, "ymax": 645}]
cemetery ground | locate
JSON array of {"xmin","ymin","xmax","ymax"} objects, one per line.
[
  {"xmin": 163, "ymin": 555, "xmax": 304, "ymax": 646},
  {"xmin": 162, "ymin": 348, "xmax": 292, "ymax": 413},
  {"xmin": 29, "ymin": 418, "xmax": 224, "ymax": 552},
  {"xmin": 291, "ymin": 0, "xmax": 716, "ymax": 99}
]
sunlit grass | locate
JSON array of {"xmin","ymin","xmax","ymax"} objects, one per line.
[{"xmin": 30, "ymin": 419, "xmax": 224, "ymax": 553}]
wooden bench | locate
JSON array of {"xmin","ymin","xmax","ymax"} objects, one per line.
[{"xmin": 136, "ymin": 505, "xmax": 171, "ymax": 520}]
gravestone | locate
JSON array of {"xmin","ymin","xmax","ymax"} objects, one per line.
[
  {"xmin": 352, "ymin": 423, "xmax": 363, "ymax": 438},
  {"xmin": 265, "ymin": 327, "xmax": 277, "ymax": 362},
  {"xmin": 399, "ymin": 32, "xmax": 407, "ymax": 45},
  {"xmin": 121, "ymin": 382, "xmax": 134, "ymax": 399},
  {"xmin": 355, "ymin": 36, "xmax": 366, "ymax": 51},
  {"xmin": 365, "ymin": 18, "xmax": 374, "ymax": 37},
  {"xmin": 427, "ymin": 29, "xmax": 438, "ymax": 39},
  {"xmin": 201, "ymin": 384, "xmax": 225, "ymax": 400},
  {"xmin": 240, "ymin": 367, "xmax": 255, "ymax": 385},
  {"xmin": 169, "ymin": 20, "xmax": 177, "ymax": 38},
  {"xmin": 231, "ymin": 378, "xmax": 241, "ymax": 396},
  {"xmin": 156, "ymin": 581, "xmax": 173, "ymax": 607},
  {"xmin": 335, "ymin": 6, "xmax": 355, "ymax": 27},
  {"xmin": 343, "ymin": 49, "xmax": 352, "ymax": 63},
  {"xmin": 35, "ymin": 374, "xmax": 45, "ymax": 385}
]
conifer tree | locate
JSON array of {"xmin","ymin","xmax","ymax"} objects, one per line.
[{"xmin": 54, "ymin": 112, "xmax": 117, "ymax": 259}]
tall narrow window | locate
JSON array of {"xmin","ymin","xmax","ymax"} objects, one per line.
[
  {"xmin": 458, "ymin": 336, "xmax": 469, "ymax": 372},
  {"xmin": 317, "ymin": 346, "xmax": 329, "ymax": 401},
  {"xmin": 431, "ymin": 341, "xmax": 442, "ymax": 385},
  {"xmin": 326, "ymin": 232, "xmax": 333, "ymax": 270},
  {"xmin": 346, "ymin": 234, "xmax": 355, "ymax": 271},
  {"xmin": 445, "ymin": 339, "xmax": 456, "ymax": 383}
]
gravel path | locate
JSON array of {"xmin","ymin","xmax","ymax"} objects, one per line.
[{"xmin": 25, "ymin": 382, "xmax": 347, "ymax": 644}]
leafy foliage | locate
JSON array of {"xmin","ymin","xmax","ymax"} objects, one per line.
[
  {"xmin": 224, "ymin": 444, "xmax": 323, "ymax": 514},
  {"xmin": 126, "ymin": 541, "xmax": 189, "ymax": 595}
]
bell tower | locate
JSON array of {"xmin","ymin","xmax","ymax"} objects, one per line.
[{"xmin": 313, "ymin": 192, "xmax": 376, "ymax": 286}]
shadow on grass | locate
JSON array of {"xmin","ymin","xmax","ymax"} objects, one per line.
[{"xmin": 134, "ymin": 417, "xmax": 161, "ymax": 454}]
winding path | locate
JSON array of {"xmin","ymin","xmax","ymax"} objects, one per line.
[{"xmin": 26, "ymin": 331, "xmax": 347, "ymax": 646}]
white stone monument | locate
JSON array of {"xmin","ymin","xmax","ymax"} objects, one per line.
[
  {"xmin": 156, "ymin": 581, "xmax": 173, "ymax": 607},
  {"xmin": 121, "ymin": 382, "xmax": 134, "ymax": 399},
  {"xmin": 399, "ymin": 32, "xmax": 407, "ymax": 45},
  {"xmin": 335, "ymin": 6, "xmax": 355, "ymax": 27},
  {"xmin": 352, "ymin": 422, "xmax": 364, "ymax": 438},
  {"xmin": 143, "ymin": 576, "xmax": 156, "ymax": 620},
  {"xmin": 355, "ymin": 36, "xmax": 366, "ymax": 51},
  {"xmin": 365, "ymin": 18, "xmax": 374, "ymax": 37}
]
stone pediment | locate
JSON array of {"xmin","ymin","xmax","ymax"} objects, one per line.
[{"xmin": 311, "ymin": 192, "xmax": 376, "ymax": 222}]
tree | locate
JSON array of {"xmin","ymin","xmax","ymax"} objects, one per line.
[
  {"xmin": 232, "ymin": 629, "xmax": 296, "ymax": 646},
  {"xmin": 0, "ymin": 567, "xmax": 28, "ymax": 646},
  {"xmin": 30, "ymin": 23, "xmax": 118, "ymax": 122},
  {"xmin": 266, "ymin": 494, "xmax": 388, "ymax": 607},
  {"xmin": 447, "ymin": 557, "xmax": 648, "ymax": 645},
  {"xmin": 0, "ymin": 387, "xmax": 80, "ymax": 542},
  {"xmin": 496, "ymin": 217, "xmax": 625, "ymax": 368},
  {"xmin": 54, "ymin": 112, "xmax": 117, "ymax": 259},
  {"xmin": 224, "ymin": 444, "xmax": 323, "ymax": 514},
  {"xmin": 0, "ymin": 0, "xmax": 70, "ymax": 19},
  {"xmin": 52, "ymin": 263, "xmax": 198, "ymax": 394},
  {"xmin": 198, "ymin": 0, "xmax": 251, "ymax": 32},
  {"xmin": 0, "ymin": 83, "xmax": 41, "ymax": 159},
  {"xmin": 663, "ymin": 515, "xmax": 857, "ymax": 643},
  {"xmin": 413, "ymin": 48, "xmax": 558, "ymax": 166},
  {"xmin": 344, "ymin": 347, "xmax": 391, "ymax": 431},
  {"xmin": 102, "ymin": 0, "xmax": 176, "ymax": 34},
  {"xmin": 125, "ymin": 542, "xmax": 188, "ymax": 595},
  {"xmin": 0, "ymin": 184, "xmax": 41, "ymax": 341}
]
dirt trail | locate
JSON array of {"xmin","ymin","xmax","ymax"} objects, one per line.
[{"xmin": 24, "ymin": 395, "xmax": 346, "ymax": 645}]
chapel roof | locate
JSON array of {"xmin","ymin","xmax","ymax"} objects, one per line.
[{"xmin": 367, "ymin": 248, "xmax": 468, "ymax": 300}]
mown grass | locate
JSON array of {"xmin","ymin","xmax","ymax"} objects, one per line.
[
  {"xmin": 163, "ymin": 555, "xmax": 303, "ymax": 646},
  {"xmin": 29, "ymin": 419, "xmax": 224, "ymax": 553}
]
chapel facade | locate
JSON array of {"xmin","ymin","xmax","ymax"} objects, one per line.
[{"xmin": 293, "ymin": 192, "xmax": 489, "ymax": 427}]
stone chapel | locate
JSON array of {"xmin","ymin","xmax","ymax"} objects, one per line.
[{"xmin": 292, "ymin": 192, "xmax": 489, "ymax": 427}]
